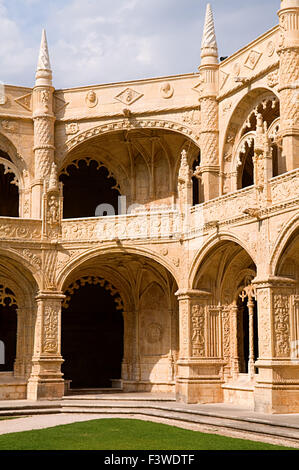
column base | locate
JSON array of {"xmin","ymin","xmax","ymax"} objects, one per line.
[
  {"xmin": 254, "ymin": 360, "xmax": 299, "ymax": 413},
  {"xmin": 175, "ymin": 359, "xmax": 224, "ymax": 404},
  {"xmin": 27, "ymin": 356, "xmax": 64, "ymax": 401},
  {"xmin": 27, "ymin": 378, "xmax": 65, "ymax": 400}
]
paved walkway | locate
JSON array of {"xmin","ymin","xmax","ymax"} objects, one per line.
[{"xmin": 0, "ymin": 413, "xmax": 118, "ymax": 435}]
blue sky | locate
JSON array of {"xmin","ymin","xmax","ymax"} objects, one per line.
[{"xmin": 0, "ymin": 0, "xmax": 280, "ymax": 89}]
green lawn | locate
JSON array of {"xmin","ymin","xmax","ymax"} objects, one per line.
[{"xmin": 0, "ymin": 418, "xmax": 293, "ymax": 450}]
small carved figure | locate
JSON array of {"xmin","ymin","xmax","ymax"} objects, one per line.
[{"xmin": 48, "ymin": 196, "xmax": 59, "ymax": 226}]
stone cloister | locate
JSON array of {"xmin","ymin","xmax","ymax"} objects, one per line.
[{"xmin": 0, "ymin": 1, "xmax": 298, "ymax": 413}]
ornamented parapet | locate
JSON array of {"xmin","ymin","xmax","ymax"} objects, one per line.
[{"xmin": 0, "ymin": 218, "xmax": 42, "ymax": 240}]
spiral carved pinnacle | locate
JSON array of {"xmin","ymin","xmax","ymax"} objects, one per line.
[{"xmin": 201, "ymin": 3, "xmax": 218, "ymax": 52}]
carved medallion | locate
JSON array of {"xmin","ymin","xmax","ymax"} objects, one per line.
[
  {"xmin": 65, "ymin": 122, "xmax": 79, "ymax": 135},
  {"xmin": 160, "ymin": 81, "xmax": 174, "ymax": 99},
  {"xmin": 244, "ymin": 50, "xmax": 262, "ymax": 70},
  {"xmin": 266, "ymin": 41, "xmax": 275, "ymax": 57},
  {"xmin": 146, "ymin": 322, "xmax": 163, "ymax": 343},
  {"xmin": 115, "ymin": 88, "xmax": 143, "ymax": 105},
  {"xmin": 233, "ymin": 62, "xmax": 241, "ymax": 77},
  {"xmin": 85, "ymin": 90, "xmax": 98, "ymax": 108}
]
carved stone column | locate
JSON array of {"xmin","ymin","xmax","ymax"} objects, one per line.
[
  {"xmin": 31, "ymin": 30, "xmax": 56, "ymax": 219},
  {"xmin": 277, "ymin": 0, "xmax": 299, "ymax": 171},
  {"xmin": 27, "ymin": 292, "xmax": 65, "ymax": 400},
  {"xmin": 175, "ymin": 289, "xmax": 224, "ymax": 404},
  {"xmin": 253, "ymin": 114, "xmax": 273, "ymax": 206},
  {"xmin": 198, "ymin": 4, "xmax": 220, "ymax": 201},
  {"xmin": 122, "ymin": 310, "xmax": 134, "ymax": 384},
  {"xmin": 253, "ymin": 276, "xmax": 299, "ymax": 413}
]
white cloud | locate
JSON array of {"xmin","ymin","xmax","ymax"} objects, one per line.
[{"xmin": 0, "ymin": 0, "xmax": 281, "ymax": 88}]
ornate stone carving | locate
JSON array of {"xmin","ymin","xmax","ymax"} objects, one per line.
[
  {"xmin": 65, "ymin": 122, "xmax": 79, "ymax": 135},
  {"xmin": 267, "ymin": 70, "xmax": 279, "ymax": 88},
  {"xmin": 244, "ymin": 50, "xmax": 262, "ymax": 70},
  {"xmin": 1, "ymin": 120, "xmax": 19, "ymax": 133},
  {"xmin": 22, "ymin": 249, "xmax": 42, "ymax": 269},
  {"xmin": 62, "ymin": 276, "xmax": 124, "ymax": 311},
  {"xmin": 146, "ymin": 322, "xmax": 163, "ymax": 343},
  {"xmin": 160, "ymin": 82, "xmax": 174, "ymax": 99},
  {"xmin": 43, "ymin": 305, "xmax": 59, "ymax": 354},
  {"xmin": 85, "ymin": 90, "xmax": 98, "ymax": 108},
  {"xmin": 14, "ymin": 93, "xmax": 32, "ymax": 111},
  {"xmin": 273, "ymin": 294, "xmax": 291, "ymax": 358},
  {"xmin": 266, "ymin": 41, "xmax": 275, "ymax": 57},
  {"xmin": 191, "ymin": 305, "xmax": 205, "ymax": 357},
  {"xmin": 115, "ymin": 88, "xmax": 143, "ymax": 106},
  {"xmin": 0, "ymin": 285, "xmax": 17, "ymax": 307}
]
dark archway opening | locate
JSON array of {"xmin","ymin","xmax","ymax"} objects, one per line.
[
  {"xmin": 241, "ymin": 148, "xmax": 254, "ymax": 189},
  {"xmin": 237, "ymin": 297, "xmax": 259, "ymax": 374},
  {"xmin": 192, "ymin": 152, "xmax": 201, "ymax": 206},
  {"xmin": 0, "ymin": 162, "xmax": 19, "ymax": 217},
  {"xmin": 59, "ymin": 159, "xmax": 120, "ymax": 219},
  {"xmin": 0, "ymin": 298, "xmax": 17, "ymax": 372},
  {"xmin": 62, "ymin": 283, "xmax": 124, "ymax": 389}
]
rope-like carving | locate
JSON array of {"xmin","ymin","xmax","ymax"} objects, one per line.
[
  {"xmin": 62, "ymin": 275, "xmax": 124, "ymax": 311},
  {"xmin": 0, "ymin": 285, "xmax": 17, "ymax": 307}
]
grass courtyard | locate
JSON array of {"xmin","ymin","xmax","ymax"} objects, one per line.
[{"xmin": 0, "ymin": 418, "xmax": 293, "ymax": 450}]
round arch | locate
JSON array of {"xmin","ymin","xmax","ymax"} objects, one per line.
[
  {"xmin": 58, "ymin": 244, "xmax": 180, "ymax": 392},
  {"xmin": 189, "ymin": 232, "xmax": 257, "ymax": 289},
  {"xmin": 271, "ymin": 213, "xmax": 299, "ymax": 275},
  {"xmin": 0, "ymin": 249, "xmax": 39, "ymax": 378},
  {"xmin": 0, "ymin": 133, "xmax": 26, "ymax": 173},
  {"xmin": 57, "ymin": 244, "xmax": 181, "ymax": 292},
  {"xmin": 64, "ymin": 118, "xmax": 200, "ymax": 156},
  {"xmin": 221, "ymin": 87, "xmax": 280, "ymax": 192}
]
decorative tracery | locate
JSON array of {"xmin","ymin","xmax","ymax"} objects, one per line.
[
  {"xmin": 62, "ymin": 275, "xmax": 124, "ymax": 311},
  {"xmin": 0, "ymin": 285, "xmax": 17, "ymax": 308}
]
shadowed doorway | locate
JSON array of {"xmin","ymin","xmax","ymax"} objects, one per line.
[
  {"xmin": 0, "ymin": 288, "xmax": 17, "ymax": 372},
  {"xmin": 62, "ymin": 281, "xmax": 124, "ymax": 389}
]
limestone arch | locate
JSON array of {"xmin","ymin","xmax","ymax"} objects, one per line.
[
  {"xmin": 63, "ymin": 118, "xmax": 200, "ymax": 156},
  {"xmin": 58, "ymin": 245, "xmax": 179, "ymax": 391},
  {"xmin": 57, "ymin": 244, "xmax": 181, "ymax": 292},
  {"xmin": 189, "ymin": 232, "xmax": 257, "ymax": 289},
  {"xmin": 221, "ymin": 87, "xmax": 280, "ymax": 191},
  {"xmin": 0, "ymin": 133, "xmax": 27, "ymax": 174},
  {"xmin": 270, "ymin": 213, "xmax": 299, "ymax": 276},
  {"xmin": 0, "ymin": 250, "xmax": 39, "ymax": 378}
]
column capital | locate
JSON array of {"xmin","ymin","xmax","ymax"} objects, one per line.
[
  {"xmin": 175, "ymin": 288, "xmax": 212, "ymax": 300},
  {"xmin": 252, "ymin": 275, "xmax": 297, "ymax": 289},
  {"xmin": 35, "ymin": 291, "xmax": 66, "ymax": 302}
]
